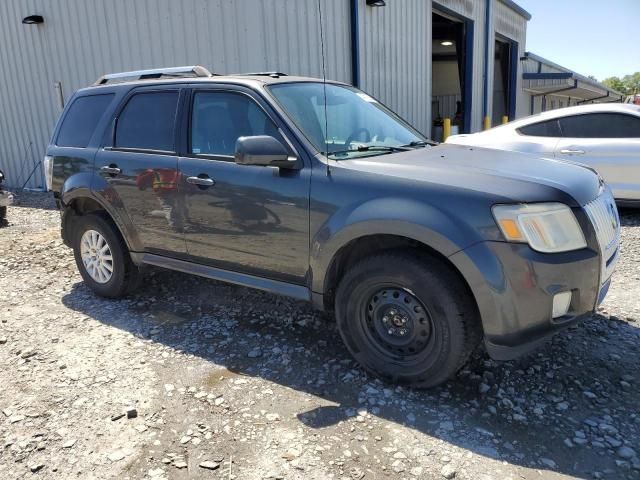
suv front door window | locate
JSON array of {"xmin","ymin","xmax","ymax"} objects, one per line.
[
  {"xmin": 190, "ymin": 91, "xmax": 284, "ymax": 156},
  {"xmin": 178, "ymin": 88, "xmax": 310, "ymax": 282}
]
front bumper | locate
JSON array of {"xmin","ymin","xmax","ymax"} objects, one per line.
[
  {"xmin": 450, "ymin": 188, "xmax": 620, "ymax": 361},
  {"xmin": 451, "ymin": 240, "xmax": 603, "ymax": 360},
  {"xmin": 0, "ymin": 190, "xmax": 13, "ymax": 208}
]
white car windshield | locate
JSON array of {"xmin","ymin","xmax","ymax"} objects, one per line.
[{"xmin": 268, "ymin": 82, "xmax": 428, "ymax": 159}]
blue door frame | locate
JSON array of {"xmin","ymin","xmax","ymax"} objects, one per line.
[
  {"xmin": 432, "ymin": 5, "xmax": 474, "ymax": 134},
  {"xmin": 349, "ymin": 0, "xmax": 360, "ymax": 88},
  {"xmin": 462, "ymin": 20, "xmax": 474, "ymax": 133},
  {"xmin": 495, "ymin": 33, "xmax": 519, "ymax": 121},
  {"xmin": 507, "ymin": 39, "xmax": 519, "ymax": 120}
]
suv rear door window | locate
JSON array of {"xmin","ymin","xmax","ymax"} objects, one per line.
[
  {"xmin": 517, "ymin": 119, "xmax": 561, "ymax": 137},
  {"xmin": 115, "ymin": 91, "xmax": 179, "ymax": 151},
  {"xmin": 56, "ymin": 94, "xmax": 114, "ymax": 147},
  {"xmin": 558, "ymin": 113, "xmax": 640, "ymax": 138},
  {"xmin": 190, "ymin": 92, "xmax": 282, "ymax": 157}
]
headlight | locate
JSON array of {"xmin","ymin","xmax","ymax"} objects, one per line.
[
  {"xmin": 492, "ymin": 203, "xmax": 587, "ymax": 253},
  {"xmin": 43, "ymin": 155, "xmax": 53, "ymax": 192}
]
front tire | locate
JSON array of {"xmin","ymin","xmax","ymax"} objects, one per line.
[
  {"xmin": 72, "ymin": 213, "xmax": 141, "ymax": 298},
  {"xmin": 335, "ymin": 251, "xmax": 481, "ymax": 388}
]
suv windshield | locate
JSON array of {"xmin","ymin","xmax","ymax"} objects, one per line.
[{"xmin": 268, "ymin": 82, "xmax": 427, "ymax": 159}]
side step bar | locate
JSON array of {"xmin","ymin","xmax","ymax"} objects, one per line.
[{"xmin": 133, "ymin": 253, "xmax": 311, "ymax": 302}]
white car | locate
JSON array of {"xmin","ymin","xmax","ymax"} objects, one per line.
[{"xmin": 446, "ymin": 103, "xmax": 640, "ymax": 205}]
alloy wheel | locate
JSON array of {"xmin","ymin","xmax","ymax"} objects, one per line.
[{"xmin": 80, "ymin": 229, "xmax": 113, "ymax": 284}]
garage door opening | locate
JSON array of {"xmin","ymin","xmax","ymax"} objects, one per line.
[
  {"xmin": 493, "ymin": 36, "xmax": 518, "ymax": 125},
  {"xmin": 431, "ymin": 10, "xmax": 472, "ymax": 139}
]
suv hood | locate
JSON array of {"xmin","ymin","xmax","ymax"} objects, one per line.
[{"xmin": 340, "ymin": 144, "xmax": 601, "ymax": 206}]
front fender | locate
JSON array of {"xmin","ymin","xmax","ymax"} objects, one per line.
[{"xmin": 310, "ymin": 197, "xmax": 483, "ymax": 294}]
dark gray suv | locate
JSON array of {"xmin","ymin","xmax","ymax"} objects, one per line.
[{"xmin": 44, "ymin": 66, "xmax": 620, "ymax": 388}]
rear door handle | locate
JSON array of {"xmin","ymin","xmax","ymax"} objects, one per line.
[
  {"xmin": 100, "ymin": 165, "xmax": 122, "ymax": 175},
  {"xmin": 186, "ymin": 176, "xmax": 215, "ymax": 187},
  {"xmin": 559, "ymin": 149, "xmax": 586, "ymax": 155}
]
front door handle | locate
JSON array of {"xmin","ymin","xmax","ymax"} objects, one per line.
[
  {"xmin": 100, "ymin": 165, "xmax": 122, "ymax": 175},
  {"xmin": 559, "ymin": 149, "xmax": 586, "ymax": 155},
  {"xmin": 186, "ymin": 176, "xmax": 215, "ymax": 187}
]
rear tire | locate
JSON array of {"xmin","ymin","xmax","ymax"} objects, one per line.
[
  {"xmin": 0, "ymin": 206, "xmax": 6, "ymax": 220},
  {"xmin": 72, "ymin": 213, "xmax": 141, "ymax": 298},
  {"xmin": 335, "ymin": 251, "xmax": 481, "ymax": 388}
]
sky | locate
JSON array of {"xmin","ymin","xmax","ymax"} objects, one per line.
[{"xmin": 516, "ymin": 0, "xmax": 640, "ymax": 81}]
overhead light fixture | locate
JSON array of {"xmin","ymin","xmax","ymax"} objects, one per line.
[
  {"xmin": 441, "ymin": 41, "xmax": 454, "ymax": 46},
  {"xmin": 366, "ymin": 0, "xmax": 386, "ymax": 6},
  {"xmin": 22, "ymin": 15, "xmax": 44, "ymax": 25}
]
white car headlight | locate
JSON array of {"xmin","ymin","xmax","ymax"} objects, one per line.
[{"xmin": 492, "ymin": 203, "xmax": 587, "ymax": 253}]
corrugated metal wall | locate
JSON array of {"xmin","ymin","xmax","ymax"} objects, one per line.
[
  {"xmin": 0, "ymin": 1, "xmax": 58, "ymax": 190},
  {"xmin": 493, "ymin": 0, "xmax": 527, "ymax": 120},
  {"xmin": 0, "ymin": 0, "xmax": 531, "ymax": 189},
  {"xmin": 358, "ymin": 0, "xmax": 432, "ymax": 135},
  {"xmin": 0, "ymin": 0, "xmax": 351, "ymax": 189}
]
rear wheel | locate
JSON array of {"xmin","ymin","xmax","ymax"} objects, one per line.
[
  {"xmin": 0, "ymin": 206, "xmax": 6, "ymax": 220},
  {"xmin": 335, "ymin": 251, "xmax": 481, "ymax": 388},
  {"xmin": 72, "ymin": 213, "xmax": 141, "ymax": 298}
]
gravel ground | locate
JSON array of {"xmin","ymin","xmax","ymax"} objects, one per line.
[{"xmin": 0, "ymin": 192, "xmax": 639, "ymax": 480}]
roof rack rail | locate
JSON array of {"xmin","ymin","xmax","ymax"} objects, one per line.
[
  {"xmin": 236, "ymin": 72, "xmax": 288, "ymax": 78},
  {"xmin": 93, "ymin": 65, "xmax": 213, "ymax": 86}
]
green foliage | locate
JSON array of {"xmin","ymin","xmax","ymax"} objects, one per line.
[
  {"xmin": 624, "ymin": 72, "xmax": 640, "ymax": 94},
  {"xmin": 602, "ymin": 73, "xmax": 640, "ymax": 95}
]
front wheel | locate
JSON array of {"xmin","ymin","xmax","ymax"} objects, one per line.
[
  {"xmin": 335, "ymin": 251, "xmax": 482, "ymax": 388},
  {"xmin": 72, "ymin": 213, "xmax": 141, "ymax": 298}
]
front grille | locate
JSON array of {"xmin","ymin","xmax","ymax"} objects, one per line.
[{"xmin": 584, "ymin": 189, "xmax": 620, "ymax": 283}]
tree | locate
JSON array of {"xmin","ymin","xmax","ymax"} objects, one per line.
[
  {"xmin": 602, "ymin": 73, "xmax": 640, "ymax": 95},
  {"xmin": 602, "ymin": 76, "xmax": 629, "ymax": 94},
  {"xmin": 623, "ymin": 72, "xmax": 640, "ymax": 95}
]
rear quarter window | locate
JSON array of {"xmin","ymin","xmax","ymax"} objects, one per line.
[
  {"xmin": 56, "ymin": 94, "xmax": 114, "ymax": 147},
  {"xmin": 517, "ymin": 119, "xmax": 561, "ymax": 137}
]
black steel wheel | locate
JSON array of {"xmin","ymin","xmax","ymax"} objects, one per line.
[
  {"xmin": 364, "ymin": 287, "xmax": 434, "ymax": 359},
  {"xmin": 335, "ymin": 251, "xmax": 482, "ymax": 388}
]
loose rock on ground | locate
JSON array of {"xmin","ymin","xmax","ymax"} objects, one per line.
[{"xmin": 1, "ymin": 193, "xmax": 639, "ymax": 479}]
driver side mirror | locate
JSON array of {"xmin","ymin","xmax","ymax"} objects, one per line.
[{"xmin": 234, "ymin": 136, "xmax": 299, "ymax": 169}]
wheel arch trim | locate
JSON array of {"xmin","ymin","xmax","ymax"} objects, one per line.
[
  {"xmin": 60, "ymin": 186, "xmax": 141, "ymax": 253},
  {"xmin": 311, "ymin": 218, "xmax": 472, "ymax": 296}
]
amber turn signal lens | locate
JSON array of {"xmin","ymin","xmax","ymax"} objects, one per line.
[{"xmin": 499, "ymin": 219, "xmax": 524, "ymax": 241}]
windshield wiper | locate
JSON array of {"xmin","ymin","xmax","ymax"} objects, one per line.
[
  {"xmin": 329, "ymin": 145, "xmax": 412, "ymax": 157},
  {"xmin": 401, "ymin": 140, "xmax": 438, "ymax": 148}
]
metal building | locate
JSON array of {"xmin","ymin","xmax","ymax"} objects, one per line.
[
  {"xmin": 1, "ymin": 0, "xmax": 532, "ymax": 189},
  {"xmin": 522, "ymin": 52, "xmax": 625, "ymax": 115}
]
